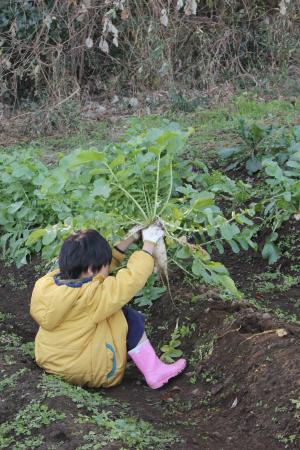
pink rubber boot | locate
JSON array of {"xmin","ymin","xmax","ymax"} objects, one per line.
[{"xmin": 128, "ymin": 339, "xmax": 186, "ymax": 389}]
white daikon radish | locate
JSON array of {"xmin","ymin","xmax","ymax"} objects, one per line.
[
  {"xmin": 152, "ymin": 237, "xmax": 168, "ymax": 277},
  {"xmin": 152, "ymin": 237, "xmax": 173, "ymax": 302}
]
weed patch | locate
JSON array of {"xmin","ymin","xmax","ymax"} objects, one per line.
[
  {"xmin": 0, "ymin": 369, "xmax": 27, "ymax": 391},
  {"xmin": 0, "ymin": 401, "xmax": 65, "ymax": 449}
]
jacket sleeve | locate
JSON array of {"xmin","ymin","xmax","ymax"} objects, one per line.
[
  {"xmin": 109, "ymin": 247, "xmax": 125, "ymax": 272},
  {"xmin": 88, "ymin": 251, "xmax": 154, "ymax": 323}
]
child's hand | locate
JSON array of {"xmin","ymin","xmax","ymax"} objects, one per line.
[
  {"xmin": 142, "ymin": 224, "xmax": 164, "ymax": 245},
  {"xmin": 127, "ymin": 225, "xmax": 143, "ymax": 241},
  {"xmin": 115, "ymin": 225, "xmax": 143, "ymax": 253}
]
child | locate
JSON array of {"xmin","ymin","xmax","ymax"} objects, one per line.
[{"xmin": 30, "ymin": 225, "xmax": 186, "ymax": 389}]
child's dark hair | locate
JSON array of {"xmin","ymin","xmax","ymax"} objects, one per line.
[{"xmin": 59, "ymin": 229, "xmax": 112, "ymax": 279}]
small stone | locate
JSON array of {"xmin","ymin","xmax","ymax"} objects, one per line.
[
  {"xmin": 111, "ymin": 95, "xmax": 119, "ymax": 104},
  {"xmin": 192, "ymin": 388, "xmax": 199, "ymax": 395},
  {"xmin": 211, "ymin": 384, "xmax": 223, "ymax": 395},
  {"xmin": 128, "ymin": 97, "xmax": 139, "ymax": 108},
  {"xmin": 170, "ymin": 385, "xmax": 181, "ymax": 392},
  {"xmin": 185, "ymin": 371, "xmax": 194, "ymax": 378},
  {"xmin": 196, "ymin": 364, "xmax": 204, "ymax": 373},
  {"xmin": 262, "ymin": 313, "xmax": 272, "ymax": 320},
  {"xmin": 231, "ymin": 397, "xmax": 238, "ymax": 408},
  {"xmin": 82, "ymin": 101, "xmax": 106, "ymax": 119}
]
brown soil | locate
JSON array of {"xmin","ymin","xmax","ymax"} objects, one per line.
[{"xmin": 0, "ymin": 247, "xmax": 300, "ymax": 449}]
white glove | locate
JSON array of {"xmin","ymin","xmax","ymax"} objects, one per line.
[{"xmin": 142, "ymin": 224, "xmax": 164, "ymax": 245}]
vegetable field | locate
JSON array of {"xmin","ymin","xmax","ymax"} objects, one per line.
[{"xmin": 0, "ymin": 95, "xmax": 300, "ymax": 449}]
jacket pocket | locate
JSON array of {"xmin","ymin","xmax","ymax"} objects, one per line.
[{"xmin": 105, "ymin": 343, "xmax": 117, "ymax": 380}]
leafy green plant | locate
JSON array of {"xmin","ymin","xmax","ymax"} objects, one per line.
[
  {"xmin": 134, "ymin": 274, "xmax": 166, "ymax": 307},
  {"xmin": 291, "ymin": 399, "xmax": 300, "ymax": 410},
  {"xmin": 276, "ymin": 432, "xmax": 298, "ymax": 448},
  {"xmin": 161, "ymin": 321, "xmax": 183, "ymax": 363},
  {"xmin": 1, "ymin": 331, "xmax": 34, "ymax": 360},
  {"xmin": 170, "ymin": 92, "xmax": 203, "ymax": 112},
  {"xmin": 189, "ymin": 331, "xmax": 218, "ymax": 377},
  {"xmin": 24, "ymin": 124, "xmax": 257, "ymax": 294},
  {"xmin": 190, "ymin": 163, "xmax": 252, "ymax": 207},
  {"xmin": 0, "ymin": 331, "xmax": 22, "ymax": 351},
  {"xmin": 0, "ymin": 312, "xmax": 10, "ymax": 322},
  {"xmin": 219, "ymin": 121, "xmax": 300, "ymax": 175},
  {"xmin": 254, "ymin": 271, "xmax": 300, "ymax": 294},
  {"xmin": 20, "ymin": 341, "xmax": 35, "ymax": 359},
  {"xmin": 0, "ymin": 400, "xmax": 65, "ymax": 449},
  {"xmin": 200, "ymin": 369, "xmax": 218, "ymax": 385},
  {"xmin": 218, "ymin": 121, "xmax": 300, "ymax": 264},
  {"xmin": 178, "ymin": 322, "xmax": 197, "ymax": 338},
  {"xmin": 0, "ymin": 148, "xmax": 51, "ymax": 266},
  {"xmin": 257, "ymin": 150, "xmax": 300, "ymax": 263},
  {"xmin": 0, "ymin": 369, "xmax": 27, "ymax": 391}
]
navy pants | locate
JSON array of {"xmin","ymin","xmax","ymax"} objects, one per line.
[{"xmin": 123, "ymin": 306, "xmax": 145, "ymax": 351}]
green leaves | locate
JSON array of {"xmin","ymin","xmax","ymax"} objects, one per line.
[
  {"xmin": 260, "ymin": 150, "xmax": 300, "ymax": 252},
  {"xmin": 262, "ymin": 243, "xmax": 280, "ymax": 265},
  {"xmin": 218, "ymin": 120, "xmax": 297, "ymax": 176},
  {"xmin": 262, "ymin": 159, "xmax": 284, "ymax": 180},
  {"xmin": 220, "ymin": 222, "xmax": 240, "ymax": 241},
  {"xmin": 262, "ymin": 233, "xmax": 280, "ymax": 264},
  {"xmin": 245, "ymin": 156, "xmax": 261, "ymax": 174},
  {"xmin": 176, "ymin": 246, "xmax": 191, "ymax": 259},
  {"xmin": 7, "ymin": 201, "xmax": 24, "ymax": 214},
  {"xmin": 26, "ymin": 229, "xmax": 46, "ymax": 246},
  {"xmin": 67, "ymin": 150, "xmax": 105, "ymax": 168},
  {"xmin": 191, "ymin": 255, "xmax": 239, "ymax": 296},
  {"xmin": 134, "ymin": 274, "xmax": 166, "ymax": 307},
  {"xmin": 218, "ymin": 146, "xmax": 242, "ymax": 159},
  {"xmin": 42, "ymin": 229, "xmax": 57, "ymax": 246},
  {"xmin": 160, "ymin": 325, "xmax": 183, "ymax": 363},
  {"xmin": 91, "ymin": 179, "xmax": 111, "ymax": 199},
  {"xmin": 213, "ymin": 274, "xmax": 240, "ymax": 296},
  {"xmin": 3, "ymin": 120, "xmax": 298, "ymax": 300}
]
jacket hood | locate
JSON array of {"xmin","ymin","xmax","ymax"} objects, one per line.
[{"xmin": 30, "ymin": 270, "xmax": 83, "ymax": 331}]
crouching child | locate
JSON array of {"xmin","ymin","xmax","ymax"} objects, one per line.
[{"xmin": 30, "ymin": 226, "xmax": 186, "ymax": 389}]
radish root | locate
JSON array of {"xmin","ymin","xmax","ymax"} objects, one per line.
[{"xmin": 152, "ymin": 237, "xmax": 174, "ymax": 303}]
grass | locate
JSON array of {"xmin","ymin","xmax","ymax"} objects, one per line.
[
  {"xmin": 0, "ymin": 312, "xmax": 11, "ymax": 322},
  {"xmin": 246, "ymin": 296, "xmax": 300, "ymax": 326},
  {"xmin": 0, "ymin": 400, "xmax": 66, "ymax": 449},
  {"xmin": 0, "ymin": 121, "xmax": 113, "ymax": 162},
  {"xmin": 0, "ymin": 369, "xmax": 27, "ymax": 390},
  {"xmin": 188, "ymin": 331, "xmax": 219, "ymax": 384},
  {"xmin": 254, "ymin": 271, "xmax": 300, "ymax": 294},
  {"xmin": 2, "ymin": 94, "xmax": 299, "ymax": 162},
  {"xmin": 168, "ymin": 95, "xmax": 300, "ymax": 155},
  {"xmin": 0, "ymin": 273, "xmax": 27, "ymax": 290}
]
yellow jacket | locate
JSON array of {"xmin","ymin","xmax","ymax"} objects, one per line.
[{"xmin": 30, "ymin": 249, "xmax": 154, "ymax": 388}]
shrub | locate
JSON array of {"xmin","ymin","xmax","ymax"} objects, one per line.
[{"xmin": 0, "ymin": 1, "xmax": 299, "ymax": 103}]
